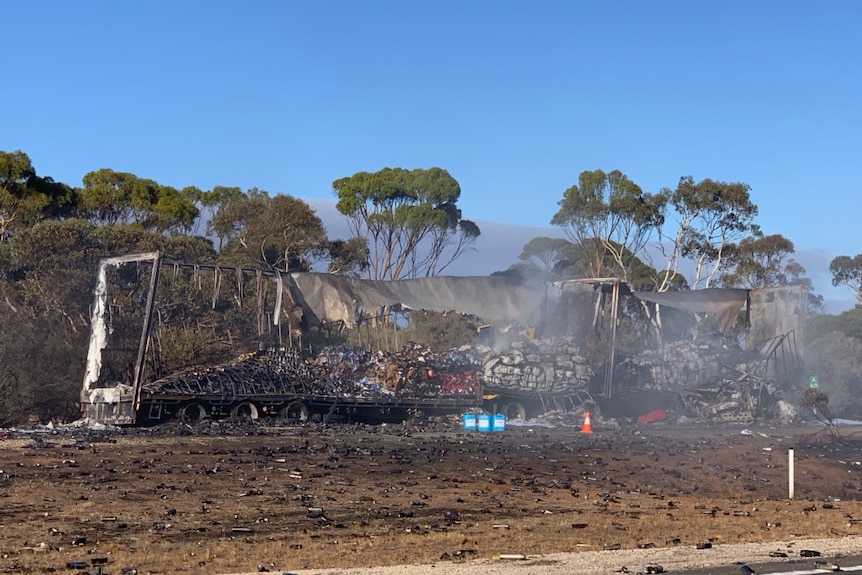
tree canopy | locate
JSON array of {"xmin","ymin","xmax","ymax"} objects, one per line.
[
  {"xmin": 214, "ymin": 190, "xmax": 328, "ymax": 272},
  {"xmin": 518, "ymin": 236, "xmax": 573, "ymax": 273},
  {"xmin": 0, "ymin": 150, "xmax": 79, "ymax": 242},
  {"xmin": 333, "ymin": 167, "xmax": 479, "ymax": 280},
  {"xmin": 551, "ymin": 169, "xmax": 665, "ymax": 282},
  {"xmin": 830, "ymin": 253, "xmax": 862, "ymax": 307},
  {"xmin": 81, "ymin": 168, "xmax": 199, "ymax": 233},
  {"xmin": 719, "ymin": 233, "xmax": 805, "ymax": 289},
  {"xmin": 657, "ymin": 175, "xmax": 759, "ymax": 290}
]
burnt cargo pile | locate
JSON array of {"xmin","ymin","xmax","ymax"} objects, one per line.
[
  {"xmin": 477, "ymin": 338, "xmax": 593, "ymax": 393},
  {"xmin": 138, "ymin": 344, "xmax": 484, "ymax": 424},
  {"xmin": 143, "ymin": 349, "xmax": 307, "ymax": 397},
  {"xmin": 614, "ymin": 338, "xmax": 795, "ymax": 423},
  {"xmin": 302, "ymin": 344, "xmax": 480, "ymax": 399},
  {"xmin": 144, "ymin": 337, "xmax": 594, "ymax": 403},
  {"xmin": 144, "ymin": 346, "xmax": 480, "ymax": 401},
  {"xmin": 137, "ymin": 337, "xmax": 596, "ymax": 424},
  {"xmin": 139, "ymin": 335, "xmax": 791, "ymax": 425}
]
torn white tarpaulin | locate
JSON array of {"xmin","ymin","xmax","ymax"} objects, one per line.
[
  {"xmin": 273, "ymin": 269, "xmax": 283, "ymax": 325},
  {"xmin": 81, "ymin": 264, "xmax": 110, "ymax": 402},
  {"xmin": 633, "ymin": 288, "xmax": 750, "ymax": 334},
  {"xmin": 80, "ymin": 252, "xmax": 160, "ymax": 404}
]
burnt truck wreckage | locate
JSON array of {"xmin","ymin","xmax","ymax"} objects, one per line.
[{"xmin": 81, "ymin": 252, "xmax": 807, "ymax": 426}]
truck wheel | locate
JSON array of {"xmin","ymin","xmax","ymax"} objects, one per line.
[
  {"xmin": 230, "ymin": 402, "xmax": 259, "ymax": 421},
  {"xmin": 179, "ymin": 403, "xmax": 207, "ymax": 423},
  {"xmin": 281, "ymin": 400, "xmax": 309, "ymax": 422},
  {"xmin": 502, "ymin": 402, "xmax": 527, "ymax": 421}
]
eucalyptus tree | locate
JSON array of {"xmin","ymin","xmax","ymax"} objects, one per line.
[
  {"xmin": 80, "ymin": 168, "xmax": 199, "ymax": 233},
  {"xmin": 333, "ymin": 167, "xmax": 479, "ymax": 280},
  {"xmin": 215, "ymin": 190, "xmax": 328, "ymax": 272},
  {"xmin": 0, "ymin": 150, "xmax": 79, "ymax": 242},
  {"xmin": 147, "ymin": 185, "xmax": 200, "ymax": 234},
  {"xmin": 656, "ymin": 175, "xmax": 759, "ymax": 291},
  {"xmin": 719, "ymin": 233, "xmax": 806, "ymax": 289},
  {"xmin": 200, "ymin": 185, "xmax": 245, "ymax": 250},
  {"xmin": 518, "ymin": 236, "xmax": 572, "ymax": 274},
  {"xmin": 326, "ymin": 237, "xmax": 370, "ymax": 277},
  {"xmin": 830, "ymin": 253, "xmax": 862, "ymax": 307},
  {"xmin": 550, "ymin": 169, "xmax": 665, "ymax": 281}
]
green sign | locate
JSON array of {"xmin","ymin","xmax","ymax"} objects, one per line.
[{"xmin": 809, "ymin": 375, "xmax": 819, "ymax": 389}]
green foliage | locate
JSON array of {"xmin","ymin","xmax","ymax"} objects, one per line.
[
  {"xmin": 326, "ymin": 237, "xmax": 369, "ymax": 276},
  {"xmin": 0, "ymin": 148, "xmax": 854, "ymax": 426},
  {"xmin": 215, "ymin": 192, "xmax": 327, "ymax": 271},
  {"xmin": 516, "ymin": 234, "xmax": 679, "ymax": 292},
  {"xmin": 0, "ymin": 150, "xmax": 80, "ymax": 242},
  {"xmin": 551, "ymin": 169, "xmax": 665, "ymax": 282},
  {"xmin": 518, "ymin": 237, "xmax": 572, "ymax": 272},
  {"xmin": 814, "ymin": 307, "xmax": 862, "ymax": 342},
  {"xmin": 0, "ymin": 150, "xmax": 34, "ymax": 184},
  {"xmin": 830, "ymin": 254, "xmax": 862, "ymax": 307},
  {"xmin": 6, "ymin": 219, "xmax": 101, "ymax": 321},
  {"xmin": 719, "ymin": 233, "xmax": 808, "ymax": 288},
  {"xmin": 81, "ymin": 168, "xmax": 153, "ymax": 225},
  {"xmin": 659, "ymin": 175, "xmax": 758, "ymax": 290},
  {"xmin": 9, "ymin": 219, "xmax": 99, "ymax": 272},
  {"xmin": 148, "ymin": 185, "xmax": 200, "ymax": 233},
  {"xmin": 718, "ymin": 232, "xmax": 821, "ymax": 312},
  {"xmin": 0, "ymin": 151, "xmax": 319, "ymax": 422},
  {"xmin": 202, "ymin": 185, "xmax": 246, "ymax": 250},
  {"xmin": 803, "ymin": 331, "xmax": 862, "ymax": 419},
  {"xmin": 333, "ymin": 167, "xmax": 479, "ymax": 279},
  {"xmin": 5, "ymin": 220, "xmax": 218, "ymax": 328},
  {"xmin": 81, "ymin": 168, "xmax": 199, "ymax": 232},
  {"xmin": 490, "ymin": 262, "xmax": 557, "ymax": 284}
]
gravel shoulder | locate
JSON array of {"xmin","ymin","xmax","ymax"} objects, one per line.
[{"xmin": 227, "ymin": 536, "xmax": 862, "ymax": 575}]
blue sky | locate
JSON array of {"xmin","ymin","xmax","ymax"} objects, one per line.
[{"xmin": 2, "ymin": 1, "xmax": 860, "ymax": 312}]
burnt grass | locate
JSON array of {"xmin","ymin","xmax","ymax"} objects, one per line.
[{"xmin": 2, "ymin": 420, "xmax": 862, "ymax": 574}]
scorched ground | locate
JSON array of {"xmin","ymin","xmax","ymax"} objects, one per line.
[{"xmin": 1, "ymin": 420, "xmax": 860, "ymax": 574}]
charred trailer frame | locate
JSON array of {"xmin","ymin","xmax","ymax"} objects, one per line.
[
  {"xmin": 80, "ymin": 253, "xmax": 488, "ymax": 426},
  {"xmin": 81, "ymin": 252, "xmax": 161, "ymax": 425}
]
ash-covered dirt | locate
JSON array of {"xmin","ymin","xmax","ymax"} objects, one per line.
[{"xmin": 1, "ymin": 418, "xmax": 862, "ymax": 575}]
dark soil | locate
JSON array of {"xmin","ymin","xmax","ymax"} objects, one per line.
[{"xmin": 1, "ymin": 419, "xmax": 861, "ymax": 574}]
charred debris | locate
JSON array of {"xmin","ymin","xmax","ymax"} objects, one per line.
[{"xmin": 81, "ymin": 253, "xmax": 807, "ymax": 426}]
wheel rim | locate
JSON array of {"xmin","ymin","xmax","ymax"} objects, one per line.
[
  {"xmin": 180, "ymin": 403, "xmax": 206, "ymax": 423},
  {"xmin": 283, "ymin": 401, "xmax": 309, "ymax": 421},
  {"xmin": 232, "ymin": 402, "xmax": 259, "ymax": 421},
  {"xmin": 502, "ymin": 402, "xmax": 527, "ymax": 421}
]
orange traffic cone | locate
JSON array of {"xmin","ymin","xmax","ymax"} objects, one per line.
[{"xmin": 580, "ymin": 411, "xmax": 593, "ymax": 434}]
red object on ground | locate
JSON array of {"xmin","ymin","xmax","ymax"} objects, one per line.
[{"xmin": 637, "ymin": 409, "xmax": 667, "ymax": 424}]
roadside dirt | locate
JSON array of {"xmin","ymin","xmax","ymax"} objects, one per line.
[{"xmin": 2, "ymin": 419, "xmax": 862, "ymax": 575}]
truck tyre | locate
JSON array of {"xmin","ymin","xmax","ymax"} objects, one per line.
[
  {"xmin": 230, "ymin": 402, "xmax": 259, "ymax": 421},
  {"xmin": 281, "ymin": 400, "xmax": 310, "ymax": 422},
  {"xmin": 501, "ymin": 401, "xmax": 527, "ymax": 421},
  {"xmin": 179, "ymin": 402, "xmax": 207, "ymax": 423}
]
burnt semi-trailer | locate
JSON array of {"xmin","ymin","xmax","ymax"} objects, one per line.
[{"xmin": 134, "ymin": 347, "xmax": 485, "ymax": 425}]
